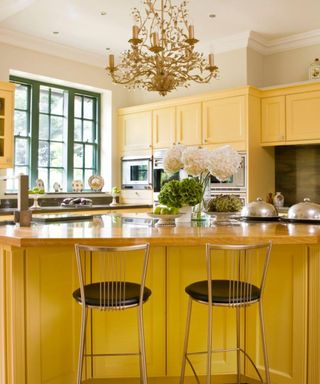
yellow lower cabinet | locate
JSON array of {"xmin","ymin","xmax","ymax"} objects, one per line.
[
  {"xmin": 246, "ymin": 245, "xmax": 308, "ymax": 384},
  {"xmin": 166, "ymin": 246, "xmax": 237, "ymax": 378},
  {"xmin": 24, "ymin": 246, "xmax": 166, "ymax": 383}
]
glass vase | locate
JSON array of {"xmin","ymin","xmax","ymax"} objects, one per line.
[{"xmin": 191, "ymin": 201, "xmax": 206, "ymax": 221}]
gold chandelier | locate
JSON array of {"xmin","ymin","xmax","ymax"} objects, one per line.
[{"xmin": 105, "ymin": 0, "xmax": 219, "ymax": 96}]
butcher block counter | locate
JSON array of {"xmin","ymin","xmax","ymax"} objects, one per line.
[{"xmin": 0, "ymin": 213, "xmax": 319, "ymax": 384}]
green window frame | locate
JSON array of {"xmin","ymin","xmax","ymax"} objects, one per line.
[{"xmin": 9, "ymin": 76, "xmax": 101, "ymax": 192}]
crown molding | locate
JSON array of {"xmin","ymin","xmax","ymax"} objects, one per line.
[
  {"xmin": 248, "ymin": 29, "xmax": 320, "ymax": 55},
  {"xmin": 0, "ymin": 27, "xmax": 106, "ymax": 68},
  {"xmin": 1, "ymin": 26, "xmax": 320, "ymax": 69}
]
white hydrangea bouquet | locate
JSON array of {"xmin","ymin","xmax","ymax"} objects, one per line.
[{"xmin": 163, "ymin": 144, "xmax": 242, "ymax": 218}]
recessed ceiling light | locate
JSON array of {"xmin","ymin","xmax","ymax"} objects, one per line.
[
  {"xmin": 100, "ymin": 11, "xmax": 107, "ymax": 16},
  {"xmin": 52, "ymin": 31, "xmax": 59, "ymax": 35},
  {"xmin": 209, "ymin": 14, "xmax": 216, "ymax": 18}
]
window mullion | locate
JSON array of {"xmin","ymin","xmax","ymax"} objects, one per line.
[
  {"xmin": 67, "ymin": 90, "xmax": 75, "ymax": 191},
  {"xmin": 30, "ymin": 82, "xmax": 40, "ymax": 188}
]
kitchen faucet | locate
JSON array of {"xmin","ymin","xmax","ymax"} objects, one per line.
[
  {"xmin": 15, "ymin": 174, "xmax": 32, "ymax": 226},
  {"xmin": 0, "ymin": 174, "xmax": 32, "ymax": 226}
]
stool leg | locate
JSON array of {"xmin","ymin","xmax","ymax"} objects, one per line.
[
  {"xmin": 236, "ymin": 306, "xmax": 241, "ymax": 384},
  {"xmin": 180, "ymin": 297, "xmax": 193, "ymax": 384},
  {"xmin": 77, "ymin": 305, "xmax": 87, "ymax": 384},
  {"xmin": 207, "ymin": 303, "xmax": 213, "ymax": 384},
  {"xmin": 259, "ymin": 300, "xmax": 270, "ymax": 384},
  {"xmin": 138, "ymin": 305, "xmax": 148, "ymax": 384}
]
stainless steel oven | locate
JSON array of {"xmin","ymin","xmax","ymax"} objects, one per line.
[
  {"xmin": 121, "ymin": 156, "xmax": 153, "ymax": 190},
  {"xmin": 209, "ymin": 152, "xmax": 247, "ymax": 204}
]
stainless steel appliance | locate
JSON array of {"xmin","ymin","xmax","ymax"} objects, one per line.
[
  {"xmin": 121, "ymin": 156, "xmax": 153, "ymax": 190},
  {"xmin": 210, "ymin": 152, "xmax": 247, "ymax": 204},
  {"xmin": 153, "ymin": 149, "xmax": 187, "ymax": 201}
]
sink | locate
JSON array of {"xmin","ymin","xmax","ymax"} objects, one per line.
[
  {"xmin": 0, "ymin": 220, "xmax": 16, "ymax": 226},
  {"xmin": 32, "ymin": 214, "xmax": 94, "ymax": 223}
]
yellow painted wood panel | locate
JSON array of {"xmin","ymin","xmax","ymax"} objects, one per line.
[
  {"xmin": 202, "ymin": 96, "xmax": 246, "ymax": 145},
  {"xmin": 176, "ymin": 103, "xmax": 202, "ymax": 146},
  {"xmin": 246, "ymin": 245, "xmax": 308, "ymax": 384},
  {"xmin": 152, "ymin": 107, "xmax": 176, "ymax": 148},
  {"xmin": 119, "ymin": 111, "xmax": 152, "ymax": 153},
  {"xmin": 166, "ymin": 246, "xmax": 237, "ymax": 377},
  {"xmin": 286, "ymin": 91, "xmax": 320, "ymax": 142},
  {"xmin": 23, "ymin": 246, "xmax": 165, "ymax": 383},
  {"xmin": 0, "ymin": 83, "xmax": 15, "ymax": 168},
  {"xmin": 261, "ymin": 96, "xmax": 286, "ymax": 144}
]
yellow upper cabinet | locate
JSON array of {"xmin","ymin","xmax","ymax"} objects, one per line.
[
  {"xmin": 261, "ymin": 82, "xmax": 320, "ymax": 146},
  {"xmin": 261, "ymin": 96, "xmax": 286, "ymax": 144},
  {"xmin": 202, "ymin": 95, "xmax": 246, "ymax": 146},
  {"xmin": 176, "ymin": 102, "xmax": 202, "ymax": 146},
  {"xmin": 152, "ymin": 106, "xmax": 176, "ymax": 148},
  {"xmin": 286, "ymin": 91, "xmax": 320, "ymax": 142},
  {"xmin": 0, "ymin": 81, "xmax": 15, "ymax": 168},
  {"xmin": 118, "ymin": 111, "xmax": 152, "ymax": 154}
]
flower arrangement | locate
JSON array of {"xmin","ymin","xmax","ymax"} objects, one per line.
[{"xmin": 162, "ymin": 144, "xmax": 242, "ymax": 219}]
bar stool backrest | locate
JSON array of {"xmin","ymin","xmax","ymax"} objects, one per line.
[
  {"xmin": 206, "ymin": 242, "xmax": 272, "ymax": 307},
  {"xmin": 74, "ymin": 243, "xmax": 150, "ymax": 310}
]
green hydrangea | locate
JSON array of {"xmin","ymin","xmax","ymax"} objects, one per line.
[
  {"xmin": 207, "ymin": 194, "xmax": 242, "ymax": 212},
  {"xmin": 179, "ymin": 178, "xmax": 203, "ymax": 206},
  {"xmin": 158, "ymin": 178, "xmax": 203, "ymax": 208}
]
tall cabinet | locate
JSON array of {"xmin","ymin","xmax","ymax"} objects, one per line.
[{"xmin": 0, "ymin": 81, "xmax": 15, "ymax": 168}]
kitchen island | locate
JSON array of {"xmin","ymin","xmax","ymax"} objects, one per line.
[{"xmin": 0, "ymin": 213, "xmax": 319, "ymax": 384}]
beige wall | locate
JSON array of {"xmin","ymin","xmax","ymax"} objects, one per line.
[
  {"xmin": 127, "ymin": 48, "xmax": 248, "ymax": 106},
  {"xmin": 262, "ymin": 44, "xmax": 320, "ymax": 87},
  {"xmin": 247, "ymin": 48, "xmax": 264, "ymax": 87},
  {"xmin": 0, "ymin": 41, "xmax": 131, "ymax": 191}
]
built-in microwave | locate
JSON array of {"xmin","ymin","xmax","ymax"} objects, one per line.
[{"xmin": 121, "ymin": 156, "xmax": 153, "ymax": 190}]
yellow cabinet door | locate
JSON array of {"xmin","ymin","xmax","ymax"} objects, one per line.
[
  {"xmin": 119, "ymin": 111, "xmax": 152, "ymax": 153},
  {"xmin": 152, "ymin": 106, "xmax": 176, "ymax": 148},
  {"xmin": 202, "ymin": 95, "xmax": 246, "ymax": 145},
  {"xmin": 0, "ymin": 82, "xmax": 15, "ymax": 168},
  {"xmin": 176, "ymin": 102, "xmax": 202, "ymax": 146},
  {"xmin": 286, "ymin": 91, "xmax": 320, "ymax": 142},
  {"xmin": 261, "ymin": 96, "xmax": 286, "ymax": 144}
]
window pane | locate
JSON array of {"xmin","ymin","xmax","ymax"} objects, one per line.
[
  {"xmin": 38, "ymin": 141, "xmax": 49, "ymax": 166},
  {"xmin": 15, "ymin": 84, "xmax": 28, "ymax": 110},
  {"xmin": 14, "ymin": 111, "xmax": 28, "ymax": 136},
  {"xmin": 49, "ymin": 168, "xmax": 63, "ymax": 191},
  {"xmin": 51, "ymin": 89, "xmax": 64, "ymax": 115},
  {"xmin": 50, "ymin": 116, "xmax": 64, "ymax": 141},
  {"xmin": 83, "ymin": 120, "xmax": 94, "ymax": 142},
  {"xmin": 84, "ymin": 169, "xmax": 92, "ymax": 189},
  {"xmin": 74, "ymin": 144, "xmax": 83, "ymax": 167},
  {"xmin": 39, "ymin": 87, "xmax": 49, "ymax": 113},
  {"xmin": 74, "ymin": 96, "xmax": 82, "ymax": 118},
  {"xmin": 74, "ymin": 119, "xmax": 82, "ymax": 141},
  {"xmin": 85, "ymin": 144, "xmax": 93, "ymax": 168},
  {"xmin": 73, "ymin": 168, "xmax": 82, "ymax": 181},
  {"xmin": 15, "ymin": 138, "xmax": 29, "ymax": 165},
  {"xmin": 83, "ymin": 97, "xmax": 93, "ymax": 119},
  {"xmin": 39, "ymin": 114, "xmax": 49, "ymax": 139},
  {"xmin": 50, "ymin": 142, "xmax": 63, "ymax": 167},
  {"xmin": 38, "ymin": 168, "xmax": 48, "ymax": 190}
]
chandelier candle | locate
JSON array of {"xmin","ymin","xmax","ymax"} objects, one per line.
[{"xmin": 105, "ymin": 0, "xmax": 219, "ymax": 96}]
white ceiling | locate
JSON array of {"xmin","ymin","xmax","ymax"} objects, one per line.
[{"xmin": 0, "ymin": 0, "xmax": 320, "ymax": 66}]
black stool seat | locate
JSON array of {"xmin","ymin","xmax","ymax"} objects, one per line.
[
  {"xmin": 185, "ymin": 279, "xmax": 261, "ymax": 305},
  {"xmin": 73, "ymin": 282, "xmax": 152, "ymax": 307}
]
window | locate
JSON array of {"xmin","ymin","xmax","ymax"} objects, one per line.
[{"xmin": 8, "ymin": 76, "xmax": 100, "ymax": 192}]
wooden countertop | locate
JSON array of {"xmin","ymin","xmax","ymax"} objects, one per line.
[{"xmin": 0, "ymin": 213, "xmax": 320, "ymax": 247}]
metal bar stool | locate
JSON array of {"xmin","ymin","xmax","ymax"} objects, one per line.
[
  {"xmin": 72, "ymin": 243, "xmax": 151, "ymax": 384},
  {"xmin": 180, "ymin": 241, "xmax": 272, "ymax": 384}
]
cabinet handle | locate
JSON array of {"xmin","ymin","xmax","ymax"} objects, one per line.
[
  {"xmin": 177, "ymin": 141, "xmax": 181, "ymax": 145},
  {"xmin": 204, "ymin": 139, "xmax": 208, "ymax": 143},
  {"xmin": 149, "ymin": 144, "xmax": 152, "ymax": 148}
]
